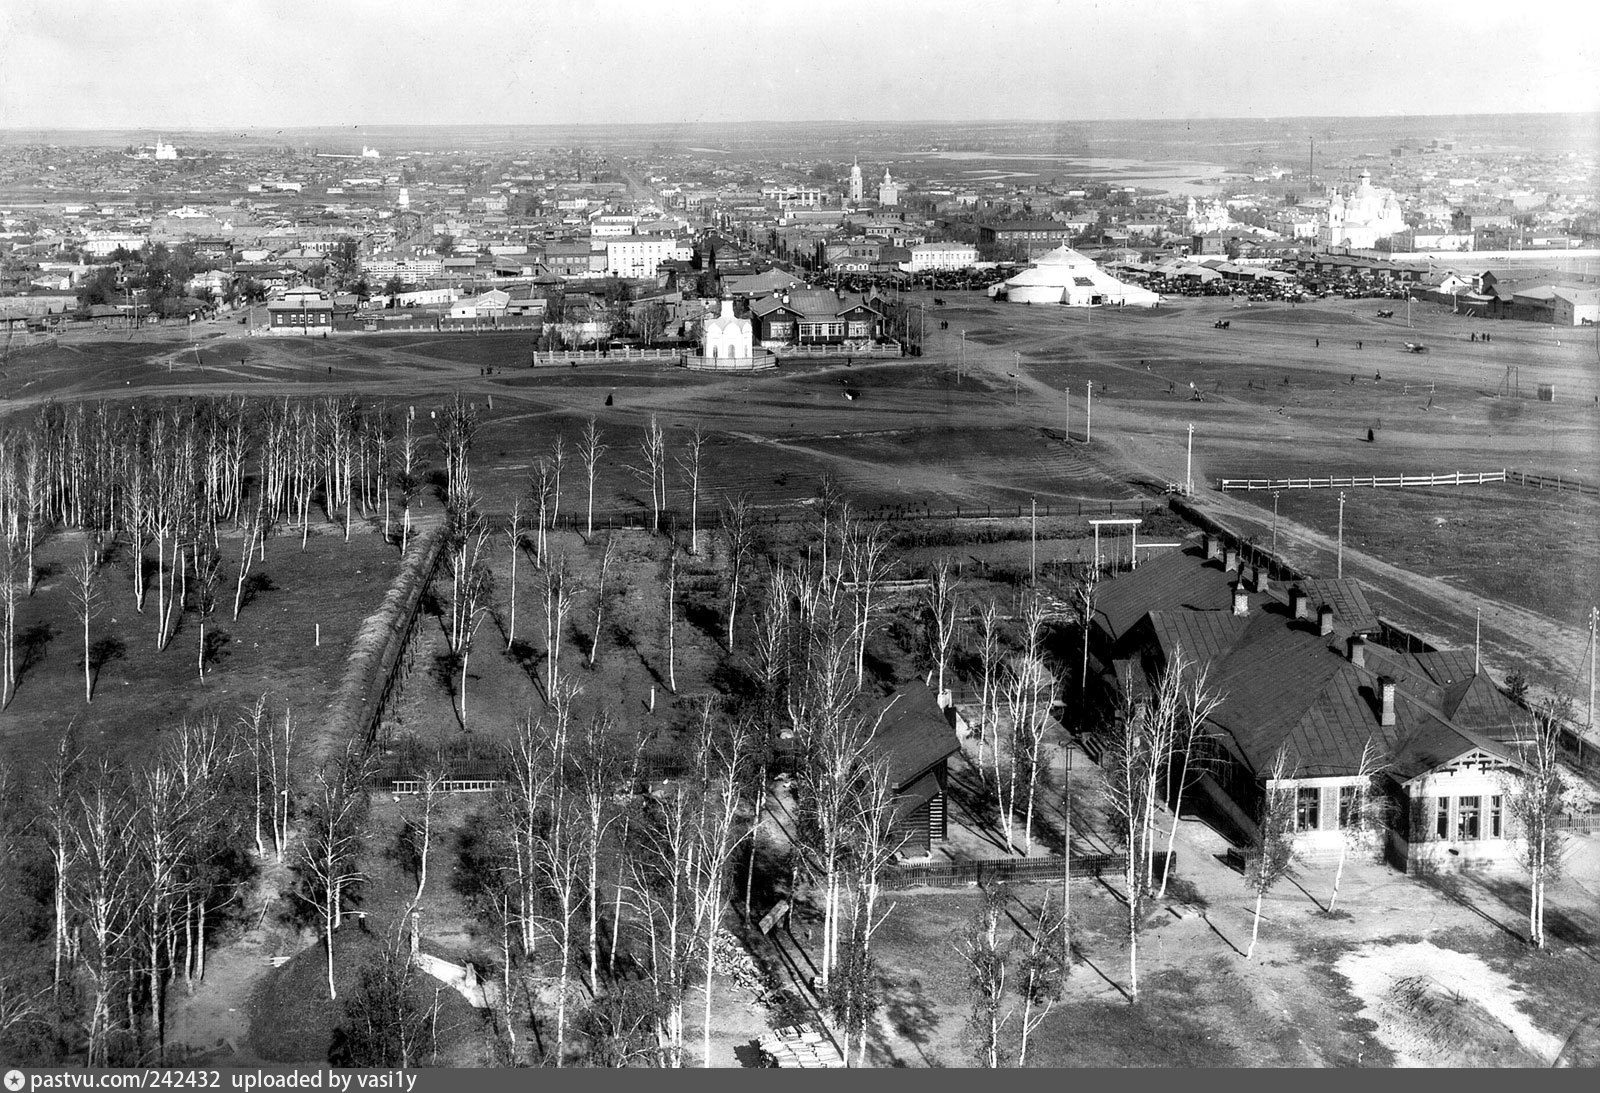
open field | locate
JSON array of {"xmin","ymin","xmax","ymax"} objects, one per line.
[{"xmin": 5, "ymin": 289, "xmax": 1594, "ymax": 701}]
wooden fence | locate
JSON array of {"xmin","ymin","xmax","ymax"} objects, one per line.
[
  {"xmin": 1219, "ymin": 470, "xmax": 1506, "ymax": 492},
  {"xmin": 532, "ymin": 347, "xmax": 685, "ymax": 366},
  {"xmin": 543, "ymin": 496, "xmax": 1158, "ymax": 534},
  {"xmin": 389, "ymin": 778, "xmax": 502, "ymax": 795},
  {"xmin": 1506, "ymin": 469, "xmax": 1600, "ymax": 497},
  {"xmin": 881, "ymin": 851, "xmax": 1172, "ymax": 890}
]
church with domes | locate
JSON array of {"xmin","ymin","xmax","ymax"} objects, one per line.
[{"xmin": 1319, "ymin": 171, "xmax": 1406, "ymax": 249}]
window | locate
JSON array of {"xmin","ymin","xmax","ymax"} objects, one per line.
[
  {"xmin": 1338, "ymin": 785, "xmax": 1361, "ymax": 829},
  {"xmin": 1489, "ymin": 795, "xmax": 1503, "ymax": 838},
  {"xmin": 1457, "ymin": 796, "xmax": 1481, "ymax": 840},
  {"xmin": 1435, "ymin": 797, "xmax": 1450, "ymax": 840},
  {"xmin": 1295, "ymin": 787, "xmax": 1321, "ymax": 831}
]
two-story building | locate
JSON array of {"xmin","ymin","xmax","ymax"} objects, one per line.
[{"xmin": 265, "ymin": 285, "xmax": 335, "ymax": 335}]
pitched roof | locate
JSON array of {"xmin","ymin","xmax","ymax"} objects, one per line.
[
  {"xmin": 1298, "ymin": 579, "xmax": 1379, "ymax": 635},
  {"xmin": 1104, "ymin": 547, "xmax": 1522, "ymax": 782},
  {"xmin": 863, "ymin": 684, "xmax": 959, "ymax": 791},
  {"xmin": 1090, "ymin": 546, "xmax": 1238, "ymax": 645}
]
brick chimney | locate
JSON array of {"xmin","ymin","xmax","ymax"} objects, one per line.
[
  {"xmin": 1203, "ymin": 533, "xmax": 1220, "ymax": 561},
  {"xmin": 1318, "ymin": 604, "xmax": 1335, "ymax": 636},
  {"xmin": 1232, "ymin": 582, "xmax": 1249, "ymax": 617},
  {"xmin": 1253, "ymin": 565, "xmax": 1270, "ymax": 594},
  {"xmin": 1223, "ymin": 546, "xmax": 1239, "ymax": 572},
  {"xmin": 1378, "ymin": 676, "xmax": 1397, "ymax": 727},
  {"xmin": 1290, "ymin": 586, "xmax": 1309, "ymax": 620},
  {"xmin": 1347, "ymin": 634, "xmax": 1367, "ymax": 668}
]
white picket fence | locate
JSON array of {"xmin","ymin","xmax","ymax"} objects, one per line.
[{"xmin": 1219, "ymin": 469, "xmax": 1506, "ymax": 492}]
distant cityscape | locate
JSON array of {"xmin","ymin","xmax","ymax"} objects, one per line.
[{"xmin": 2, "ymin": 115, "xmax": 1597, "ymax": 341}]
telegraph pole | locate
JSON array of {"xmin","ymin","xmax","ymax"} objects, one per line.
[
  {"xmin": 1085, "ymin": 381, "xmax": 1092, "ymax": 443},
  {"xmin": 1271, "ymin": 489, "xmax": 1281, "ymax": 556},
  {"xmin": 959, "ymin": 329, "xmax": 966, "ymax": 381},
  {"xmin": 1336, "ymin": 490, "xmax": 1347, "ymax": 578}
]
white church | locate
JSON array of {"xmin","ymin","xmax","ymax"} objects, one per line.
[
  {"xmin": 689, "ymin": 298, "xmax": 774, "ymax": 371},
  {"xmin": 1319, "ymin": 170, "xmax": 1406, "ymax": 249}
]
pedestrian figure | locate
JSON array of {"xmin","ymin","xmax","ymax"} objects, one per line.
[
  {"xmin": 1315, "ymin": 338, "xmax": 1320, "ymax": 347},
  {"xmin": 1357, "ymin": 340, "xmax": 1363, "ymax": 350},
  {"xmin": 604, "ymin": 392, "xmax": 613, "ymax": 406},
  {"xmin": 1375, "ymin": 371, "xmax": 1382, "ymax": 381}
]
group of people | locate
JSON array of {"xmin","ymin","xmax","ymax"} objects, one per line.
[{"xmin": 1470, "ymin": 331, "xmax": 1495, "ymax": 343}]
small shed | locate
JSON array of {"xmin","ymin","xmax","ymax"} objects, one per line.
[{"xmin": 864, "ymin": 684, "xmax": 961, "ymax": 859}]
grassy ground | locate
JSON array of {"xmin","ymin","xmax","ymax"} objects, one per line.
[{"xmin": 0, "ymin": 525, "xmax": 402, "ymax": 773}]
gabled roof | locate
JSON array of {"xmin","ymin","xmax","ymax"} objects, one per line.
[
  {"xmin": 1090, "ymin": 546, "xmax": 1238, "ymax": 646},
  {"xmin": 1114, "ymin": 552, "xmax": 1522, "ymax": 782},
  {"xmin": 863, "ymin": 684, "xmax": 959, "ymax": 791},
  {"xmin": 1298, "ymin": 579, "xmax": 1379, "ymax": 635},
  {"xmin": 724, "ymin": 268, "xmax": 800, "ymax": 296}
]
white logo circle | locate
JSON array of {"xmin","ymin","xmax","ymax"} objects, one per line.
[{"xmin": 3, "ymin": 1070, "xmax": 24, "ymax": 1092}]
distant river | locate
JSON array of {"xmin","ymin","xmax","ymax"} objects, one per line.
[{"xmin": 906, "ymin": 151, "xmax": 1235, "ymax": 195}]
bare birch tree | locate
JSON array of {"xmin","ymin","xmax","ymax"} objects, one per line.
[
  {"xmin": 296, "ymin": 752, "xmax": 372, "ymax": 1000},
  {"xmin": 1328, "ymin": 737, "xmax": 1386, "ymax": 913},
  {"xmin": 503, "ymin": 500, "xmax": 523, "ymax": 651},
  {"xmin": 922, "ymin": 558, "xmax": 961, "ymax": 697},
  {"xmin": 1014, "ymin": 888, "xmax": 1067, "ymax": 1066},
  {"xmin": 587, "ymin": 534, "xmax": 617, "ymax": 669},
  {"xmin": 955, "ymin": 882, "xmax": 1013, "ymax": 1068},
  {"xmin": 677, "ymin": 427, "xmax": 706, "ymax": 555},
  {"xmin": 577, "ymin": 417, "xmax": 606, "ymax": 539},
  {"xmin": 636, "ymin": 414, "xmax": 667, "ymax": 534},
  {"xmin": 1505, "ymin": 701, "xmax": 1570, "ymax": 949},
  {"xmin": 718, "ymin": 492, "xmax": 756, "ymax": 652},
  {"xmin": 1245, "ymin": 747, "xmax": 1299, "ymax": 960},
  {"xmin": 70, "ymin": 538, "xmax": 101, "ymax": 702}
]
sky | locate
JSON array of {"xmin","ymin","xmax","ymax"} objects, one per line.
[{"xmin": 2, "ymin": 0, "xmax": 1598, "ymax": 130}]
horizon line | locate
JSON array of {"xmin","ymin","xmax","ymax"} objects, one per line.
[{"xmin": 2, "ymin": 109, "xmax": 1597, "ymax": 134}]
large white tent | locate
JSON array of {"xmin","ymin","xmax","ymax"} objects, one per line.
[{"xmin": 990, "ymin": 246, "xmax": 1162, "ymax": 307}]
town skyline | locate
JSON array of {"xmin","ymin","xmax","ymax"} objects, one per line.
[{"xmin": 4, "ymin": 0, "xmax": 1599, "ymax": 130}]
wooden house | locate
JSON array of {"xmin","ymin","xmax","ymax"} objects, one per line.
[
  {"xmin": 1089, "ymin": 538, "xmax": 1528, "ymax": 873},
  {"xmin": 863, "ymin": 684, "xmax": 961, "ymax": 860}
]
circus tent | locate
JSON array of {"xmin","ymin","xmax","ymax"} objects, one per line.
[{"xmin": 989, "ymin": 246, "xmax": 1162, "ymax": 307}]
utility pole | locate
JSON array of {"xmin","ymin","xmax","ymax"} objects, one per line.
[
  {"xmin": 1474, "ymin": 607, "xmax": 1482, "ymax": 676},
  {"xmin": 1336, "ymin": 490, "xmax": 1346, "ymax": 579},
  {"xmin": 1030, "ymin": 497, "xmax": 1037, "ymax": 586},
  {"xmin": 959, "ymin": 329, "xmax": 966, "ymax": 381},
  {"xmin": 1185, "ymin": 423, "xmax": 1194, "ymax": 496},
  {"xmin": 1085, "ymin": 381, "xmax": 1092, "ymax": 443},
  {"xmin": 1271, "ymin": 490, "xmax": 1281, "ymax": 556}
]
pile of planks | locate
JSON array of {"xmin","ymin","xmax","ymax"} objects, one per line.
[{"xmin": 757, "ymin": 1023, "xmax": 845, "ymax": 1068}]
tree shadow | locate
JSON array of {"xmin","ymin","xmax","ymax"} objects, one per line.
[
  {"xmin": 203, "ymin": 628, "xmax": 232, "ymax": 672},
  {"xmin": 1417, "ymin": 870, "xmax": 1530, "ymax": 945},
  {"xmin": 1477, "ymin": 874, "xmax": 1600, "ymax": 957},
  {"xmin": 89, "ymin": 634, "xmax": 126, "ymax": 693},
  {"xmin": 236, "ymin": 572, "xmax": 275, "ymax": 615},
  {"xmin": 505, "ymin": 638, "xmax": 543, "ymax": 687},
  {"xmin": 16, "ymin": 621, "xmax": 56, "ymax": 684},
  {"xmin": 731, "ymin": 1043, "xmax": 767, "ymax": 1067},
  {"xmin": 877, "ymin": 976, "xmax": 942, "ymax": 1066}
]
